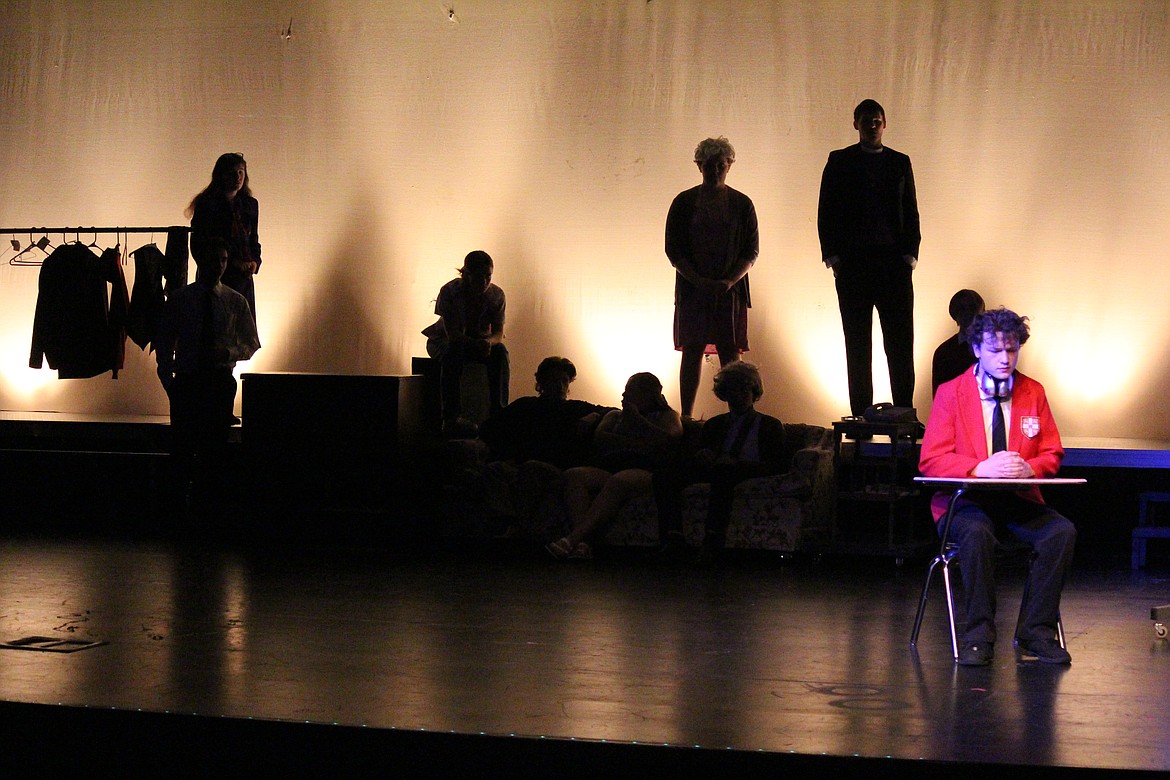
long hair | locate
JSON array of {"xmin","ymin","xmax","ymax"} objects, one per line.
[{"xmin": 185, "ymin": 153, "xmax": 252, "ymax": 218}]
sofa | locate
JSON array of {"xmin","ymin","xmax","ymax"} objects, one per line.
[{"xmin": 440, "ymin": 420, "xmax": 836, "ymax": 554}]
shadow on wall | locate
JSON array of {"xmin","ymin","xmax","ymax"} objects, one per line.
[{"xmin": 271, "ymin": 201, "xmax": 395, "ymax": 375}]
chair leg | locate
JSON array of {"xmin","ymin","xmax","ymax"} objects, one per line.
[
  {"xmin": 942, "ymin": 559, "xmax": 959, "ymax": 660},
  {"xmin": 1132, "ymin": 536, "xmax": 1146, "ymax": 571},
  {"xmin": 910, "ymin": 554, "xmax": 944, "ymax": 646}
]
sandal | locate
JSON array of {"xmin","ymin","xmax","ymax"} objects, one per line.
[{"xmin": 545, "ymin": 537, "xmax": 573, "ymax": 560}]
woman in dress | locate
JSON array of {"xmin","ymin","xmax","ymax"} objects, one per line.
[{"xmin": 665, "ymin": 137, "xmax": 759, "ymax": 418}]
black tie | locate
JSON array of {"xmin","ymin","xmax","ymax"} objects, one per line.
[
  {"xmin": 991, "ymin": 398, "xmax": 1006, "ymax": 453},
  {"xmin": 726, "ymin": 410, "xmax": 756, "ymax": 461},
  {"xmin": 198, "ymin": 286, "xmax": 218, "ymax": 370}
]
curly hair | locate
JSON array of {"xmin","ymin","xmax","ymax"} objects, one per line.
[
  {"xmin": 713, "ymin": 360, "xmax": 764, "ymax": 403},
  {"xmin": 967, "ymin": 307, "xmax": 1030, "ymax": 349},
  {"xmin": 694, "ymin": 136, "xmax": 735, "ymax": 166}
]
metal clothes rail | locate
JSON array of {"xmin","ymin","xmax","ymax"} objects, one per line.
[
  {"xmin": 1, "ymin": 226, "xmax": 186, "ymax": 233},
  {"xmin": 2, "ymin": 226, "xmax": 188, "ymax": 266}
]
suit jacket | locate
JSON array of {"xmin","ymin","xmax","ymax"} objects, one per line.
[
  {"xmin": 817, "ymin": 143, "xmax": 920, "ymax": 261},
  {"xmin": 919, "ymin": 370, "xmax": 1063, "ymax": 522},
  {"xmin": 699, "ymin": 410, "xmax": 786, "ymax": 465},
  {"xmin": 30, "ymin": 243, "xmax": 129, "ymax": 379}
]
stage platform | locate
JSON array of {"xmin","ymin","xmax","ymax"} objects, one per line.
[
  {"xmin": 0, "ymin": 535, "xmax": 1165, "ymax": 776},
  {"xmin": 1, "ymin": 409, "xmax": 1168, "ymax": 774},
  {"xmin": 4, "ymin": 411, "xmax": 1168, "ymax": 465},
  {"xmin": 2, "ymin": 410, "xmax": 1169, "ymax": 564},
  {"xmin": 1059, "ymin": 438, "xmax": 1170, "ymax": 469}
]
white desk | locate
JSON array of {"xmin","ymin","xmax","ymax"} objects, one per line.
[
  {"xmin": 913, "ymin": 477, "xmax": 1087, "ymax": 545},
  {"xmin": 914, "ymin": 477, "xmax": 1088, "ymax": 487}
]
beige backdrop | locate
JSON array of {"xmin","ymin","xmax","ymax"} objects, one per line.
[{"xmin": 1, "ymin": 1, "xmax": 1167, "ymax": 438}]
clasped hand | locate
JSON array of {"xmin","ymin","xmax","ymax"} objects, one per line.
[
  {"xmin": 974, "ymin": 450, "xmax": 1034, "ymax": 479},
  {"xmin": 697, "ymin": 277, "xmax": 732, "ymax": 295}
]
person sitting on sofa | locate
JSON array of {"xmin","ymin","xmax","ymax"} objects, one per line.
[
  {"xmin": 546, "ymin": 372, "xmax": 683, "ymax": 560},
  {"xmin": 653, "ymin": 360, "xmax": 786, "ymax": 561},
  {"xmin": 478, "ymin": 356, "xmax": 614, "ymax": 469}
]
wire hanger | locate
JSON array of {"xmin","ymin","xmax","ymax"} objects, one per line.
[{"xmin": 9, "ymin": 233, "xmax": 52, "ymax": 266}]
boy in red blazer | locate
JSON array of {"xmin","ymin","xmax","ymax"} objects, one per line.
[{"xmin": 919, "ymin": 307, "xmax": 1075, "ymax": 666}]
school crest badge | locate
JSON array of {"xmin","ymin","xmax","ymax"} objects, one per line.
[{"xmin": 1020, "ymin": 416, "xmax": 1040, "ymax": 438}]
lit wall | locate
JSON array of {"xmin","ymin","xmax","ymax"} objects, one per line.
[{"xmin": 1, "ymin": 1, "xmax": 1167, "ymax": 438}]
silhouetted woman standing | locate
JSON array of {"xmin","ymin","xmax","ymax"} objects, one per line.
[{"xmin": 187, "ymin": 153, "xmax": 262, "ymax": 329}]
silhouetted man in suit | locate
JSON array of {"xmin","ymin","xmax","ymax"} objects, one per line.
[{"xmin": 818, "ymin": 99, "xmax": 921, "ymax": 416}]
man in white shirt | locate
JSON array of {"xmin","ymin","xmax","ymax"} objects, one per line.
[{"xmin": 156, "ymin": 237, "xmax": 260, "ymax": 516}]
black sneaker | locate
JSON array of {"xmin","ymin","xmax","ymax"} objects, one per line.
[
  {"xmin": 958, "ymin": 641, "xmax": 994, "ymax": 666},
  {"xmin": 1016, "ymin": 637, "xmax": 1071, "ymax": 665}
]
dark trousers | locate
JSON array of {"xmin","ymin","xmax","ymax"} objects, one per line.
[
  {"xmin": 438, "ymin": 341, "xmax": 510, "ymax": 421},
  {"xmin": 946, "ymin": 494, "xmax": 1077, "ymax": 644},
  {"xmin": 168, "ymin": 369, "xmax": 237, "ymax": 514},
  {"xmin": 654, "ymin": 460, "xmax": 778, "ymax": 548},
  {"xmin": 835, "ymin": 251, "xmax": 914, "ymax": 416}
]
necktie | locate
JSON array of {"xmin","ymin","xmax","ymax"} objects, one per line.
[
  {"xmin": 198, "ymin": 286, "xmax": 218, "ymax": 370},
  {"xmin": 726, "ymin": 411, "xmax": 756, "ymax": 461},
  {"xmin": 991, "ymin": 398, "xmax": 1006, "ymax": 453}
]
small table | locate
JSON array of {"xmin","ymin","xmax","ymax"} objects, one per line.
[
  {"xmin": 831, "ymin": 419, "xmax": 925, "ymax": 557},
  {"xmin": 909, "ymin": 476, "xmax": 1087, "ymax": 658}
]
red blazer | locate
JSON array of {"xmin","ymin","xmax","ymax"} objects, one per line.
[{"xmin": 919, "ymin": 370, "xmax": 1063, "ymax": 522}]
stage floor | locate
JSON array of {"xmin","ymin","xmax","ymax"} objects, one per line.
[{"xmin": 0, "ymin": 534, "xmax": 1167, "ymax": 775}]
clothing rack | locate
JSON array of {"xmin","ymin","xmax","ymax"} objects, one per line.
[
  {"xmin": 3, "ymin": 226, "xmax": 189, "ymax": 267},
  {"xmin": 1, "ymin": 226, "xmax": 186, "ymax": 233}
]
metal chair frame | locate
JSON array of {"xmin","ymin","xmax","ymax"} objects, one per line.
[{"xmin": 910, "ymin": 486, "xmax": 1065, "ymax": 660}]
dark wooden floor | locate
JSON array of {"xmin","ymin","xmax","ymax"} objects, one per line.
[{"xmin": 0, "ymin": 530, "xmax": 1166, "ymax": 776}]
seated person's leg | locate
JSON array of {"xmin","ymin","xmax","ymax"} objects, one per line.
[
  {"xmin": 569, "ymin": 468, "xmax": 652, "ymax": 547},
  {"xmin": 439, "ymin": 340, "xmax": 466, "ymax": 423},
  {"xmin": 948, "ymin": 501, "xmax": 999, "ymax": 644},
  {"xmin": 703, "ymin": 462, "xmax": 746, "ymax": 550},
  {"xmin": 653, "ymin": 460, "xmax": 710, "ymax": 541},
  {"xmin": 562, "ymin": 466, "xmax": 610, "ymax": 536},
  {"xmin": 1007, "ymin": 504, "xmax": 1077, "ymax": 643},
  {"xmin": 486, "ymin": 343, "xmax": 510, "ymax": 414}
]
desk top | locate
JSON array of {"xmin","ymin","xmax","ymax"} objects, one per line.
[{"xmin": 914, "ymin": 477, "xmax": 1087, "ymax": 487}]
